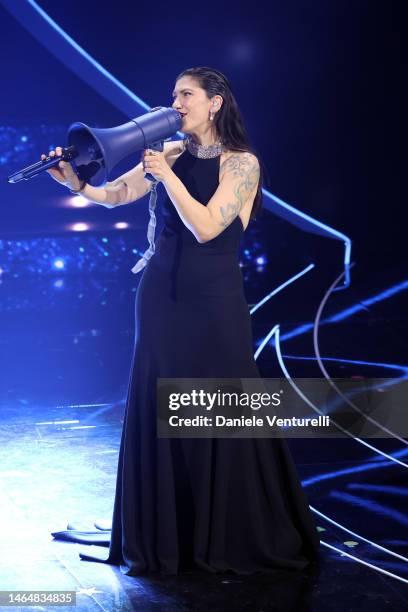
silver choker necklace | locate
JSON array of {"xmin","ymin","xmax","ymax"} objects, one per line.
[{"xmin": 184, "ymin": 135, "xmax": 226, "ymax": 159}]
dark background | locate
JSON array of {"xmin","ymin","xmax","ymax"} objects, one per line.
[{"xmin": 1, "ymin": 0, "xmax": 405, "ymax": 272}]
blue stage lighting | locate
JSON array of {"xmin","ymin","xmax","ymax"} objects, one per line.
[{"xmin": 53, "ymin": 259, "xmax": 65, "ymax": 270}]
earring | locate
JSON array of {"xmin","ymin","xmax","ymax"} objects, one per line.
[{"xmin": 210, "ymin": 103, "xmax": 217, "ymax": 121}]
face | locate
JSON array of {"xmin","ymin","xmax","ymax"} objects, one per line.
[{"xmin": 171, "ymin": 76, "xmax": 222, "ymax": 135}]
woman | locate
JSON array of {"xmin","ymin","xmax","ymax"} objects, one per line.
[{"xmin": 47, "ymin": 67, "xmax": 320, "ymax": 575}]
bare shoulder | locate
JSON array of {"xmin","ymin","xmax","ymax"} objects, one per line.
[
  {"xmin": 219, "ymin": 150, "xmax": 259, "ymax": 179},
  {"xmin": 163, "ymin": 139, "xmax": 185, "ymax": 158}
]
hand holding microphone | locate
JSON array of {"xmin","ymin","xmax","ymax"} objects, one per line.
[{"xmin": 40, "ymin": 146, "xmax": 85, "ymax": 192}]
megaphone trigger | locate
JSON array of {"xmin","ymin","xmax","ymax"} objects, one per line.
[{"xmin": 143, "ymin": 140, "xmax": 165, "ymax": 181}]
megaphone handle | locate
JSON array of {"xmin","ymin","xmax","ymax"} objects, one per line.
[{"xmin": 144, "ymin": 140, "xmax": 164, "ymax": 182}]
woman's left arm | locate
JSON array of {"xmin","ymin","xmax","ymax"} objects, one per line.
[{"xmin": 144, "ymin": 150, "xmax": 259, "ymax": 243}]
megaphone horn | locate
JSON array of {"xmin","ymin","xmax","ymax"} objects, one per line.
[{"xmin": 67, "ymin": 106, "xmax": 182, "ymax": 186}]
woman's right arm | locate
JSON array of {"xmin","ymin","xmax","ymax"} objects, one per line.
[
  {"xmin": 40, "ymin": 146, "xmax": 156, "ymax": 208},
  {"xmin": 96, "ymin": 161, "xmax": 152, "ymax": 208}
]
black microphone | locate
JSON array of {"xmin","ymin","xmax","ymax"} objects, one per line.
[{"xmin": 8, "ymin": 146, "xmax": 78, "ymax": 183}]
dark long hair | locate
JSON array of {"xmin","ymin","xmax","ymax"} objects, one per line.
[{"xmin": 176, "ymin": 67, "xmax": 267, "ymax": 221}]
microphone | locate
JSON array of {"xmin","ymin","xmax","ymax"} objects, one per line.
[
  {"xmin": 7, "ymin": 107, "xmax": 182, "ymax": 186},
  {"xmin": 8, "ymin": 145, "xmax": 78, "ymax": 183}
]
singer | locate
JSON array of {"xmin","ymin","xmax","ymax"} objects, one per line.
[{"xmin": 50, "ymin": 67, "xmax": 320, "ymax": 575}]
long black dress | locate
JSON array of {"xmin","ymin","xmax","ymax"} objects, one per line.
[{"xmin": 52, "ymin": 147, "xmax": 320, "ymax": 575}]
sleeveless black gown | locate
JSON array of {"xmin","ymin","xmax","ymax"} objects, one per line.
[{"xmin": 52, "ymin": 147, "xmax": 320, "ymax": 575}]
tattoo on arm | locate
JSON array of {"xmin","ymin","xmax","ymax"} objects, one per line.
[
  {"xmin": 105, "ymin": 178, "xmax": 128, "ymax": 205},
  {"xmin": 218, "ymin": 153, "xmax": 260, "ymax": 228}
]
